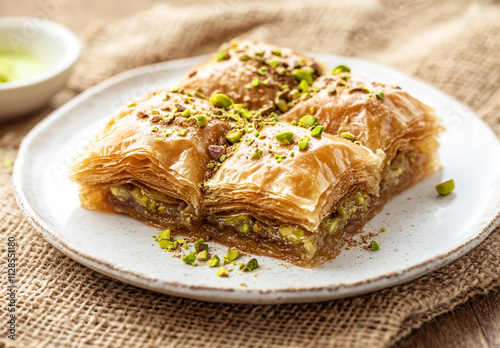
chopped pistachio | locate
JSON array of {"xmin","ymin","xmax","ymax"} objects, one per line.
[
  {"xmin": 217, "ymin": 49, "xmax": 230, "ymax": 61},
  {"xmin": 194, "ymin": 238, "xmax": 208, "ymax": 252},
  {"xmin": 275, "ymin": 66, "xmax": 287, "ymax": 75},
  {"xmin": 182, "ymin": 251, "xmax": 196, "ymax": 264},
  {"xmin": 377, "ymin": 92, "xmax": 385, "ymax": 101},
  {"xmin": 219, "ymin": 155, "xmax": 227, "ymax": 162},
  {"xmin": 217, "ymin": 266, "xmax": 229, "ymax": 277},
  {"xmin": 354, "ymin": 140, "xmax": 362, "ymax": 145},
  {"xmin": 275, "ymin": 98, "xmax": 289, "ymax": 112},
  {"xmin": 298, "ymin": 136, "xmax": 310, "ymax": 150},
  {"xmin": 274, "ymin": 154, "xmax": 284, "ymax": 163},
  {"xmin": 226, "ymin": 249, "xmax": 240, "ymax": 261},
  {"xmin": 275, "ymin": 131, "xmax": 294, "ymax": 145},
  {"xmin": 242, "ymin": 258, "xmax": 259, "ymax": 272},
  {"xmin": 332, "ymin": 65, "xmax": 351, "ymax": 74},
  {"xmin": 371, "ymin": 241, "xmax": 380, "ymax": 251},
  {"xmin": 251, "ymin": 78, "xmax": 260, "ymax": 87},
  {"xmin": 311, "ymin": 126, "xmax": 325, "ymax": 137},
  {"xmin": 157, "ymin": 229, "xmax": 171, "ymax": 240},
  {"xmin": 239, "ymin": 223, "xmax": 251, "ymax": 233},
  {"xmin": 240, "ymin": 109, "xmax": 252, "ymax": 119},
  {"xmin": 209, "ymin": 93, "xmax": 234, "ymax": 109},
  {"xmin": 340, "ymin": 131, "xmax": 355, "ymax": 140},
  {"xmin": 154, "ymin": 137, "xmax": 162, "ymax": 142},
  {"xmin": 182, "ymin": 108, "xmax": 191, "ymax": 117},
  {"xmin": 299, "ymin": 115, "xmax": 318, "ymax": 127},
  {"xmin": 239, "ymin": 53, "xmax": 251, "ymax": 61},
  {"xmin": 170, "ymin": 87, "xmax": 180, "ymax": 92},
  {"xmin": 252, "ymin": 149, "xmax": 263, "ymax": 159},
  {"xmin": 257, "ymin": 66, "xmax": 267, "ymax": 75},
  {"xmin": 196, "ymin": 250, "xmax": 208, "ymax": 261},
  {"xmin": 225, "ymin": 128, "xmax": 244, "ymax": 144},
  {"xmin": 208, "ymin": 255, "xmax": 220, "ymax": 267},
  {"xmin": 269, "ymin": 113, "xmax": 279, "ymax": 122},
  {"xmin": 292, "ymin": 69, "xmax": 313, "ymax": 85},
  {"xmin": 194, "ymin": 115, "xmax": 207, "ymax": 128},
  {"xmin": 361, "ymin": 87, "xmax": 372, "ymax": 93},
  {"xmin": 158, "ymin": 239, "xmax": 177, "ymax": 251},
  {"xmin": 272, "ymin": 49, "xmax": 282, "ymax": 56},
  {"xmin": 298, "ymin": 80, "xmax": 310, "ymax": 93},
  {"xmin": 290, "ymin": 151, "xmax": 295, "ymax": 157},
  {"xmin": 436, "ymin": 179, "xmax": 455, "ymax": 195},
  {"xmin": 178, "ymin": 129, "xmax": 188, "ymax": 136},
  {"xmin": 269, "ymin": 59, "xmax": 278, "ymax": 68},
  {"xmin": 381, "ymin": 227, "xmax": 387, "ymax": 232}
]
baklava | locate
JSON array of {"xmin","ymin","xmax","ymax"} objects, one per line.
[{"xmin": 71, "ymin": 40, "xmax": 442, "ymax": 267}]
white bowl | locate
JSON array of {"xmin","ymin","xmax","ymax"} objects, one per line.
[{"xmin": 0, "ymin": 17, "xmax": 80, "ymax": 120}]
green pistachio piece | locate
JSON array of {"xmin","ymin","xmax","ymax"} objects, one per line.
[
  {"xmin": 340, "ymin": 131, "xmax": 355, "ymax": 140},
  {"xmin": 170, "ymin": 87, "xmax": 180, "ymax": 92},
  {"xmin": 257, "ymin": 66, "xmax": 267, "ymax": 75},
  {"xmin": 242, "ymin": 258, "xmax": 259, "ymax": 272},
  {"xmin": 272, "ymin": 49, "xmax": 282, "ymax": 56},
  {"xmin": 178, "ymin": 129, "xmax": 188, "ymax": 136},
  {"xmin": 239, "ymin": 53, "xmax": 251, "ymax": 61},
  {"xmin": 217, "ymin": 266, "xmax": 229, "ymax": 277},
  {"xmin": 217, "ymin": 50, "xmax": 230, "ymax": 61},
  {"xmin": 157, "ymin": 229, "xmax": 171, "ymax": 240},
  {"xmin": 298, "ymin": 80, "xmax": 309, "ymax": 93},
  {"xmin": 275, "ymin": 66, "xmax": 287, "ymax": 75},
  {"xmin": 371, "ymin": 241, "xmax": 380, "ymax": 251},
  {"xmin": 292, "ymin": 69, "xmax": 314, "ymax": 85},
  {"xmin": 182, "ymin": 109, "xmax": 191, "ymax": 117},
  {"xmin": 269, "ymin": 59, "xmax": 278, "ymax": 68},
  {"xmin": 240, "ymin": 109, "xmax": 252, "ymax": 119},
  {"xmin": 275, "ymin": 98, "xmax": 289, "ymax": 112},
  {"xmin": 225, "ymin": 128, "xmax": 244, "ymax": 144},
  {"xmin": 298, "ymin": 136, "xmax": 310, "ymax": 150},
  {"xmin": 196, "ymin": 250, "xmax": 208, "ymax": 261},
  {"xmin": 182, "ymin": 251, "xmax": 196, "ymax": 264},
  {"xmin": 269, "ymin": 112, "xmax": 279, "ymax": 122},
  {"xmin": 361, "ymin": 87, "xmax": 372, "ymax": 93},
  {"xmin": 207, "ymin": 255, "xmax": 220, "ymax": 267},
  {"xmin": 381, "ymin": 227, "xmax": 387, "ymax": 232},
  {"xmin": 194, "ymin": 238, "xmax": 208, "ymax": 252},
  {"xmin": 209, "ymin": 93, "xmax": 234, "ymax": 109},
  {"xmin": 299, "ymin": 115, "xmax": 318, "ymax": 127},
  {"xmin": 226, "ymin": 249, "xmax": 239, "ymax": 261},
  {"xmin": 332, "ymin": 65, "xmax": 351, "ymax": 74},
  {"xmin": 158, "ymin": 239, "xmax": 177, "ymax": 251},
  {"xmin": 275, "ymin": 131, "xmax": 294, "ymax": 145},
  {"xmin": 311, "ymin": 126, "xmax": 325, "ymax": 137},
  {"xmin": 435, "ymin": 179, "xmax": 455, "ymax": 195},
  {"xmin": 251, "ymin": 78, "xmax": 260, "ymax": 87},
  {"xmin": 251, "ymin": 150, "xmax": 263, "ymax": 159},
  {"xmin": 195, "ymin": 115, "xmax": 207, "ymax": 127},
  {"xmin": 376, "ymin": 91, "xmax": 385, "ymax": 100},
  {"xmin": 239, "ymin": 223, "xmax": 251, "ymax": 233}
]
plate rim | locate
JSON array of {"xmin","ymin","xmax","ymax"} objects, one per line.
[{"xmin": 12, "ymin": 54, "xmax": 500, "ymax": 304}]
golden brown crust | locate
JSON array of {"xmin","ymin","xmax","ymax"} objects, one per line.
[
  {"xmin": 280, "ymin": 73, "xmax": 443, "ymax": 163},
  {"xmin": 179, "ymin": 39, "xmax": 324, "ymax": 114}
]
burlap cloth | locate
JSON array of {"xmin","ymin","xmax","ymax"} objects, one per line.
[{"xmin": 2, "ymin": 0, "xmax": 500, "ymax": 347}]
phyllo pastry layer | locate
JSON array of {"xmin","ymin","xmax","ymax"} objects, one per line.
[{"xmin": 71, "ymin": 89, "xmax": 230, "ymax": 213}]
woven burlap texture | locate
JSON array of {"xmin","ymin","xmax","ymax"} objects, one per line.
[{"xmin": 2, "ymin": 1, "xmax": 500, "ymax": 347}]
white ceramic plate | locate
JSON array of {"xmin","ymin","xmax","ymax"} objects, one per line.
[{"xmin": 13, "ymin": 54, "xmax": 500, "ymax": 304}]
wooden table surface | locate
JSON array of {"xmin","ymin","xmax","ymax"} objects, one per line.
[{"xmin": 2, "ymin": 1, "xmax": 500, "ymax": 347}]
